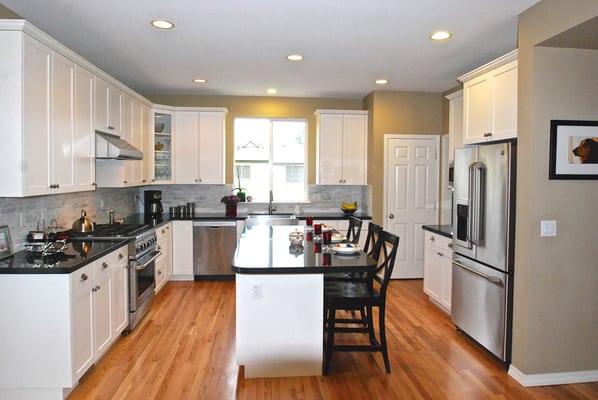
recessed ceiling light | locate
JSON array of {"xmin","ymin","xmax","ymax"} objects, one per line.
[
  {"xmin": 375, "ymin": 79, "xmax": 389, "ymax": 85},
  {"xmin": 266, "ymin": 88, "xmax": 278, "ymax": 95},
  {"xmin": 193, "ymin": 78, "xmax": 207, "ymax": 83},
  {"xmin": 430, "ymin": 31, "xmax": 451, "ymax": 41},
  {"xmin": 151, "ymin": 20, "xmax": 174, "ymax": 30},
  {"xmin": 287, "ymin": 54, "xmax": 303, "ymax": 61}
]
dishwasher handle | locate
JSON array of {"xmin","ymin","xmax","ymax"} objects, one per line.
[{"xmin": 193, "ymin": 221, "xmax": 237, "ymax": 227}]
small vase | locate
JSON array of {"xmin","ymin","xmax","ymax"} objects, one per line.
[{"xmin": 225, "ymin": 204, "xmax": 237, "ymax": 217}]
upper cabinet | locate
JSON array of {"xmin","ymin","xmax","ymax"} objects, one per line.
[
  {"xmin": 315, "ymin": 110, "xmax": 368, "ymax": 185},
  {"xmin": 459, "ymin": 50, "xmax": 517, "ymax": 145},
  {"xmin": 152, "ymin": 109, "xmax": 174, "ymax": 183},
  {"xmin": 446, "ymin": 90, "xmax": 463, "ymax": 162},
  {"xmin": 94, "ymin": 77, "xmax": 122, "ymax": 136},
  {"xmin": 171, "ymin": 108, "xmax": 227, "ymax": 185}
]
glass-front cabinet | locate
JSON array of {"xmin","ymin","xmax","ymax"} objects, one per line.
[{"xmin": 152, "ymin": 110, "xmax": 173, "ymax": 183}]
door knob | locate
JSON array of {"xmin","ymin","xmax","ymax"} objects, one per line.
[{"xmin": 388, "ymin": 214, "xmax": 395, "ymax": 219}]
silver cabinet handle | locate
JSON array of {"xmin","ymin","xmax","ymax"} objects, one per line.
[
  {"xmin": 118, "ymin": 253, "xmax": 124, "ymax": 259},
  {"xmin": 453, "ymin": 260, "xmax": 502, "ymax": 285},
  {"xmin": 429, "ymin": 235, "xmax": 435, "ymax": 242},
  {"xmin": 483, "ymin": 132, "xmax": 492, "ymax": 137},
  {"xmin": 448, "ymin": 243, "xmax": 453, "ymax": 248},
  {"xmin": 388, "ymin": 214, "xmax": 394, "ymax": 219},
  {"xmin": 437, "ymin": 252, "xmax": 444, "ymax": 257},
  {"xmin": 158, "ymin": 270, "xmax": 162, "ymax": 275},
  {"xmin": 108, "ymin": 126, "xmax": 115, "ymax": 130},
  {"xmin": 102, "ymin": 262, "xmax": 109, "ymax": 270},
  {"xmin": 80, "ymin": 273, "xmax": 88, "ymax": 282}
]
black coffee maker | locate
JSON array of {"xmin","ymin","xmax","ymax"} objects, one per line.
[{"xmin": 144, "ymin": 190, "xmax": 164, "ymax": 215}]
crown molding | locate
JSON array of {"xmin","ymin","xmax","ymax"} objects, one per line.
[{"xmin": 458, "ymin": 49, "xmax": 518, "ymax": 83}]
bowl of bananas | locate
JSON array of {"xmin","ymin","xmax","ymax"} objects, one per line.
[{"xmin": 340, "ymin": 201, "xmax": 358, "ymax": 215}]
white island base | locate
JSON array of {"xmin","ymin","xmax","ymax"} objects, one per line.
[{"xmin": 236, "ymin": 274, "xmax": 324, "ymax": 378}]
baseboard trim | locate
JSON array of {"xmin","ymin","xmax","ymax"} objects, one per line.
[{"xmin": 508, "ymin": 365, "xmax": 598, "ymax": 387}]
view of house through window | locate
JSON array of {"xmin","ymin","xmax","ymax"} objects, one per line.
[{"xmin": 234, "ymin": 118, "xmax": 306, "ymax": 202}]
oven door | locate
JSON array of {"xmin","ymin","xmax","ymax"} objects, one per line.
[{"xmin": 129, "ymin": 250, "xmax": 160, "ymax": 311}]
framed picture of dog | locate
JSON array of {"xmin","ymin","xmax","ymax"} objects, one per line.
[{"xmin": 549, "ymin": 120, "xmax": 598, "ymax": 180}]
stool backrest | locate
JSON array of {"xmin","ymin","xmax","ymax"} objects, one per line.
[
  {"xmin": 371, "ymin": 230, "xmax": 400, "ymax": 299},
  {"xmin": 346, "ymin": 216, "xmax": 363, "ymax": 245}
]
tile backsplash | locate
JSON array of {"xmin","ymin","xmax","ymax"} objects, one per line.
[
  {"xmin": 0, "ymin": 188, "xmax": 138, "ymax": 251},
  {"xmin": 139, "ymin": 184, "xmax": 371, "ymax": 215}
]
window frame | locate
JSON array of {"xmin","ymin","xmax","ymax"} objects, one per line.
[{"xmin": 234, "ymin": 117, "xmax": 308, "ymax": 202}]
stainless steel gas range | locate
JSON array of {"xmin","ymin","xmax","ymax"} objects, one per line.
[{"xmin": 70, "ymin": 224, "xmax": 161, "ymax": 331}]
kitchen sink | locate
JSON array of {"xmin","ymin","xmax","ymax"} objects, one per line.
[{"xmin": 246, "ymin": 213, "xmax": 298, "ymax": 226}]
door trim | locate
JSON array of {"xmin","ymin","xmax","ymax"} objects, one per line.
[{"xmin": 382, "ymin": 134, "xmax": 441, "ymax": 231}]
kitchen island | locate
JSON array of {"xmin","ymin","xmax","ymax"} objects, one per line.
[{"xmin": 232, "ymin": 225, "xmax": 376, "ymax": 378}]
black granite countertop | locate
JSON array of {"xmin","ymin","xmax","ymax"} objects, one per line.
[
  {"xmin": 123, "ymin": 213, "xmax": 246, "ymax": 228},
  {"xmin": 422, "ymin": 224, "xmax": 453, "ymax": 239},
  {"xmin": 294, "ymin": 212, "xmax": 372, "ymax": 220},
  {"xmin": 232, "ymin": 225, "xmax": 377, "ymax": 274},
  {"xmin": 0, "ymin": 240, "xmax": 128, "ymax": 274}
]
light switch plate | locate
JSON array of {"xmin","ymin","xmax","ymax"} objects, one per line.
[{"xmin": 540, "ymin": 220, "xmax": 557, "ymax": 237}]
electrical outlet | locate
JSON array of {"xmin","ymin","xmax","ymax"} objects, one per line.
[
  {"xmin": 251, "ymin": 284, "xmax": 262, "ymax": 300},
  {"xmin": 540, "ymin": 220, "xmax": 557, "ymax": 237},
  {"xmin": 100, "ymin": 200, "xmax": 105, "ymax": 211},
  {"xmin": 19, "ymin": 213, "xmax": 24, "ymax": 228}
]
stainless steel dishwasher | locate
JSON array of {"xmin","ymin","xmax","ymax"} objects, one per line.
[{"xmin": 193, "ymin": 221, "xmax": 238, "ymax": 280}]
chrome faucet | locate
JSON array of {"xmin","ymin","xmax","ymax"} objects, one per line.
[{"xmin": 268, "ymin": 190, "xmax": 277, "ymax": 214}]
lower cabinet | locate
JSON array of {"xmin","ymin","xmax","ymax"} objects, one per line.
[
  {"xmin": 155, "ymin": 222, "xmax": 173, "ymax": 292},
  {"xmin": 423, "ymin": 231, "xmax": 453, "ymax": 313},
  {"xmin": 111, "ymin": 261, "xmax": 129, "ymax": 336},
  {"xmin": 71, "ymin": 285, "xmax": 95, "ymax": 379},
  {"xmin": 92, "ymin": 271, "xmax": 113, "ymax": 357},
  {"xmin": 172, "ymin": 221, "xmax": 194, "ymax": 280}
]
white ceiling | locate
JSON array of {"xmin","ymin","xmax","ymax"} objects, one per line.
[{"xmin": 1, "ymin": 0, "xmax": 538, "ymax": 98}]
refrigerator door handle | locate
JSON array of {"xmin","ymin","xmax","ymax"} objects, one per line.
[
  {"xmin": 467, "ymin": 164, "xmax": 475, "ymax": 247},
  {"xmin": 453, "ymin": 260, "xmax": 502, "ymax": 285},
  {"xmin": 471, "ymin": 162, "xmax": 486, "ymax": 245}
]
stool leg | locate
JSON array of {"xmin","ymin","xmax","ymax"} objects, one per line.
[
  {"xmin": 324, "ymin": 306, "xmax": 336, "ymax": 375},
  {"xmin": 379, "ymin": 306, "xmax": 391, "ymax": 373},
  {"xmin": 366, "ymin": 305, "xmax": 376, "ymax": 345}
]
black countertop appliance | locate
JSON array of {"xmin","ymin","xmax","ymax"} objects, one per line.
[{"xmin": 144, "ymin": 190, "xmax": 164, "ymax": 216}]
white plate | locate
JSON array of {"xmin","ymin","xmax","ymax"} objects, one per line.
[
  {"xmin": 331, "ymin": 234, "xmax": 345, "ymax": 243},
  {"xmin": 333, "ymin": 243, "xmax": 361, "ymax": 255}
]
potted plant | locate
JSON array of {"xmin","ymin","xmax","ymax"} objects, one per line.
[
  {"xmin": 234, "ymin": 166, "xmax": 247, "ymax": 202},
  {"xmin": 221, "ymin": 195, "xmax": 241, "ymax": 217}
]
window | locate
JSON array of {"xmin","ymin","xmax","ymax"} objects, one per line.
[{"xmin": 234, "ymin": 118, "xmax": 306, "ymax": 202}]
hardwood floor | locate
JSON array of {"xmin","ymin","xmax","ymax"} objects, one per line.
[{"xmin": 69, "ymin": 280, "xmax": 598, "ymax": 400}]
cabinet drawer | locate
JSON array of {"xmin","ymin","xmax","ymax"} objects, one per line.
[
  {"xmin": 424, "ymin": 231, "xmax": 453, "ymax": 252},
  {"xmin": 70, "ymin": 262, "xmax": 94, "ymax": 293},
  {"xmin": 95, "ymin": 245, "xmax": 128, "ymax": 277}
]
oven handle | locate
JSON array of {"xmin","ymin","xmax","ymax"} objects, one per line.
[{"xmin": 131, "ymin": 250, "xmax": 162, "ymax": 270}]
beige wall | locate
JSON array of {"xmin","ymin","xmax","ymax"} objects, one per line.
[
  {"xmin": 362, "ymin": 91, "xmax": 445, "ymax": 223},
  {"xmin": 0, "ymin": 3, "xmax": 20, "ymax": 18},
  {"xmin": 148, "ymin": 95, "xmax": 363, "ymax": 184},
  {"xmin": 513, "ymin": 0, "xmax": 598, "ymax": 375}
]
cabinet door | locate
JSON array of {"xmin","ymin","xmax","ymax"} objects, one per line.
[
  {"xmin": 131, "ymin": 100, "xmax": 143, "ymax": 185},
  {"xmin": 141, "ymin": 105, "xmax": 151, "ymax": 184},
  {"xmin": 463, "ymin": 75, "xmax": 492, "ymax": 144},
  {"xmin": 198, "ymin": 111, "xmax": 225, "ymax": 184},
  {"xmin": 22, "ymin": 35, "xmax": 52, "ymax": 196},
  {"xmin": 154, "ymin": 254, "xmax": 166, "ymax": 292},
  {"xmin": 94, "ymin": 77, "xmax": 110, "ymax": 133},
  {"xmin": 93, "ymin": 272, "xmax": 113, "ymax": 357},
  {"xmin": 71, "ymin": 287, "xmax": 94, "ymax": 380},
  {"xmin": 423, "ymin": 244, "xmax": 442, "ymax": 302},
  {"xmin": 108, "ymin": 86, "xmax": 122, "ymax": 135},
  {"xmin": 73, "ymin": 66, "xmax": 95, "ymax": 191},
  {"xmin": 491, "ymin": 60, "xmax": 518, "ymax": 140},
  {"xmin": 111, "ymin": 263, "xmax": 128, "ymax": 336},
  {"xmin": 440, "ymin": 253, "xmax": 452, "ymax": 311},
  {"xmin": 121, "ymin": 95, "xmax": 133, "ymax": 185},
  {"xmin": 317, "ymin": 114, "xmax": 343, "ymax": 184},
  {"xmin": 174, "ymin": 111, "xmax": 199, "ymax": 184},
  {"xmin": 51, "ymin": 52, "xmax": 75, "ymax": 193},
  {"xmin": 172, "ymin": 221, "xmax": 194, "ymax": 278},
  {"xmin": 341, "ymin": 114, "xmax": 367, "ymax": 185},
  {"xmin": 448, "ymin": 92, "xmax": 463, "ymax": 163}
]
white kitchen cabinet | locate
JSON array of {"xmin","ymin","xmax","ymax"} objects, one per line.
[
  {"xmin": 73, "ymin": 66, "xmax": 96, "ymax": 192},
  {"xmin": 152, "ymin": 108, "xmax": 174, "ymax": 183},
  {"xmin": 111, "ymin": 260, "xmax": 129, "ymax": 336},
  {"xmin": 446, "ymin": 90, "xmax": 463, "ymax": 162},
  {"xmin": 460, "ymin": 50, "xmax": 517, "ymax": 144},
  {"xmin": 422, "ymin": 231, "xmax": 453, "ymax": 313},
  {"xmin": 93, "ymin": 271, "xmax": 113, "ymax": 357},
  {"xmin": 172, "ymin": 221, "xmax": 194, "ymax": 280},
  {"xmin": 172, "ymin": 108, "xmax": 227, "ymax": 184},
  {"xmin": 131, "ymin": 100, "xmax": 144, "ymax": 184},
  {"xmin": 95, "ymin": 76, "xmax": 122, "ymax": 136},
  {"xmin": 156, "ymin": 222, "xmax": 173, "ymax": 292},
  {"xmin": 71, "ymin": 282, "xmax": 95, "ymax": 380},
  {"xmin": 315, "ymin": 110, "xmax": 368, "ymax": 185},
  {"xmin": 141, "ymin": 104, "xmax": 152, "ymax": 184}
]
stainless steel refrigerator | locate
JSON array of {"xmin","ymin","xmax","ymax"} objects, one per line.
[{"xmin": 451, "ymin": 141, "xmax": 516, "ymax": 363}]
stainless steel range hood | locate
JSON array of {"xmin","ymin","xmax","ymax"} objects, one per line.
[{"xmin": 95, "ymin": 131, "xmax": 143, "ymax": 160}]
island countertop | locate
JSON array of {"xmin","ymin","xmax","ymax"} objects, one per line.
[{"xmin": 232, "ymin": 225, "xmax": 376, "ymax": 275}]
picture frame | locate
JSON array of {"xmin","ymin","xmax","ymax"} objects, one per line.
[
  {"xmin": 549, "ymin": 120, "xmax": 598, "ymax": 180},
  {"xmin": 0, "ymin": 225, "xmax": 14, "ymax": 260}
]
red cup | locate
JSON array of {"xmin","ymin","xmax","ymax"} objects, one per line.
[
  {"xmin": 306, "ymin": 231, "xmax": 313, "ymax": 241},
  {"xmin": 313, "ymin": 241, "xmax": 322, "ymax": 253},
  {"xmin": 322, "ymin": 230, "xmax": 332, "ymax": 245},
  {"xmin": 323, "ymin": 253, "xmax": 331, "ymax": 265},
  {"xmin": 314, "ymin": 223, "xmax": 322, "ymax": 235},
  {"xmin": 306, "ymin": 216, "xmax": 314, "ymax": 226}
]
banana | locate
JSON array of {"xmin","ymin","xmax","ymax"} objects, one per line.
[{"xmin": 341, "ymin": 201, "xmax": 358, "ymax": 210}]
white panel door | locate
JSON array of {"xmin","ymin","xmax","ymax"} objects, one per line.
[
  {"xmin": 385, "ymin": 136, "xmax": 439, "ymax": 278},
  {"xmin": 491, "ymin": 60, "xmax": 518, "ymax": 140},
  {"xmin": 71, "ymin": 287, "xmax": 94, "ymax": 380},
  {"xmin": 131, "ymin": 100, "xmax": 143, "ymax": 185},
  {"xmin": 198, "ymin": 111, "xmax": 225, "ymax": 184},
  {"xmin": 174, "ymin": 111, "xmax": 199, "ymax": 184},
  {"xmin": 93, "ymin": 272, "xmax": 113, "ymax": 356},
  {"xmin": 22, "ymin": 35, "xmax": 52, "ymax": 196},
  {"xmin": 73, "ymin": 66, "xmax": 95, "ymax": 192},
  {"xmin": 317, "ymin": 114, "xmax": 343, "ymax": 184},
  {"xmin": 51, "ymin": 52, "xmax": 75, "ymax": 193},
  {"xmin": 111, "ymin": 263, "xmax": 128, "ymax": 336},
  {"xmin": 464, "ymin": 75, "xmax": 492, "ymax": 144},
  {"xmin": 121, "ymin": 95, "xmax": 133, "ymax": 185},
  {"xmin": 341, "ymin": 114, "xmax": 367, "ymax": 185}
]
